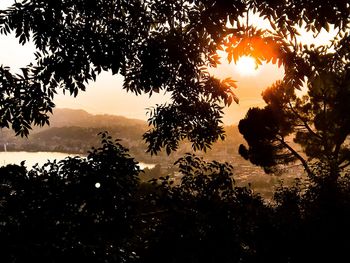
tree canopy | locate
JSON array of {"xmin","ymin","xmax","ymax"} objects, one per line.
[{"xmin": 0, "ymin": 0, "xmax": 350, "ymax": 154}]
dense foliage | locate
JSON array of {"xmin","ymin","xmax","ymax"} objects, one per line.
[
  {"xmin": 1, "ymin": 135, "xmax": 350, "ymax": 262},
  {"xmin": 0, "ymin": 0, "xmax": 349, "ymax": 154}
]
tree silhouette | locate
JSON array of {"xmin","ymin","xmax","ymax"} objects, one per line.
[
  {"xmin": 0, "ymin": 1, "xmax": 349, "ymax": 154},
  {"xmin": 239, "ymin": 53, "xmax": 350, "ymax": 179}
]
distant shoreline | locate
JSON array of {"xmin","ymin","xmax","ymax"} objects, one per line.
[{"xmin": 0, "ymin": 151, "xmax": 155, "ymax": 170}]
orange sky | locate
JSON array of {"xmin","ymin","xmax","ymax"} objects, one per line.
[{"xmin": 0, "ymin": 0, "xmax": 337, "ymax": 125}]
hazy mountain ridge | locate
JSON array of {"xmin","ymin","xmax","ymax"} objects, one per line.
[
  {"xmin": 0, "ymin": 108, "xmax": 244, "ymax": 162},
  {"xmin": 49, "ymin": 108, "xmax": 147, "ymax": 128}
]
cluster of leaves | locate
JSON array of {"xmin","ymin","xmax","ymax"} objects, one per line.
[
  {"xmin": 143, "ymin": 73, "xmax": 238, "ymax": 155},
  {"xmin": 223, "ymin": 27, "xmax": 284, "ymax": 66},
  {"xmin": 0, "ymin": 0, "xmax": 349, "ymax": 153},
  {"xmin": 0, "ymin": 65, "xmax": 54, "ymax": 136}
]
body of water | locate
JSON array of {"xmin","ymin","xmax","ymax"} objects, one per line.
[{"xmin": 0, "ymin": 151, "xmax": 155, "ymax": 170}]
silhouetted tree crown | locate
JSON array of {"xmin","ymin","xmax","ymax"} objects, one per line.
[
  {"xmin": 1, "ymin": 0, "xmax": 350, "ymax": 154},
  {"xmin": 239, "ymin": 55, "xmax": 350, "ymax": 178}
]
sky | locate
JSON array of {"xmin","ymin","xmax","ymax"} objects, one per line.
[{"xmin": 0, "ymin": 0, "xmax": 336, "ymax": 125}]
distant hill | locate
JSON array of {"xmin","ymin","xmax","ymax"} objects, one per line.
[
  {"xmin": 50, "ymin": 108, "xmax": 147, "ymax": 128},
  {"xmin": 0, "ymin": 108, "xmax": 146, "ymax": 152},
  {"xmin": 0, "ymin": 108, "xmax": 247, "ymax": 164}
]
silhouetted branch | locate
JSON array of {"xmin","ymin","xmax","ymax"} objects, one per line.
[
  {"xmin": 287, "ymin": 101, "xmax": 322, "ymax": 141},
  {"xmin": 275, "ymin": 135, "xmax": 313, "ymax": 178}
]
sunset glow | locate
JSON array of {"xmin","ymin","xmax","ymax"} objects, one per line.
[{"xmin": 235, "ymin": 56, "xmax": 259, "ymax": 76}]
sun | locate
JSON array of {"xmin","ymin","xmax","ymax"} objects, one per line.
[{"xmin": 235, "ymin": 56, "xmax": 259, "ymax": 76}]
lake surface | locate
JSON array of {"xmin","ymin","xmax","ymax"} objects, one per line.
[{"xmin": 0, "ymin": 152, "xmax": 155, "ymax": 170}]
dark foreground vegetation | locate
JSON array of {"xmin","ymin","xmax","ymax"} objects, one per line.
[
  {"xmin": 1, "ymin": 133, "xmax": 349, "ymax": 263},
  {"xmin": 1, "ymin": 0, "xmax": 350, "ymax": 262}
]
